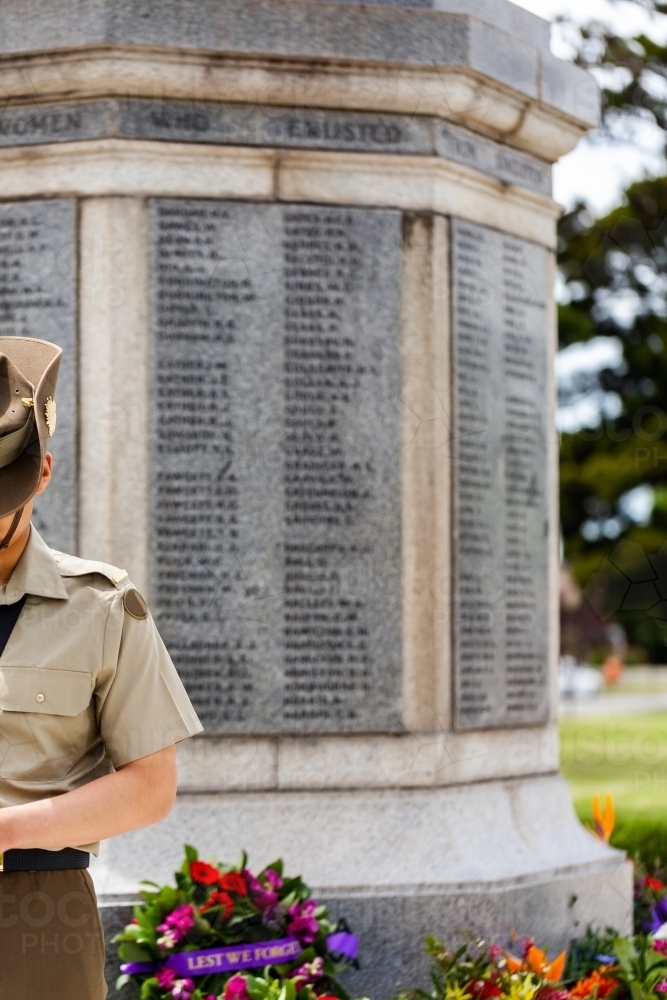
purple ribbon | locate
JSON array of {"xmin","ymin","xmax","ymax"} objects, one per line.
[
  {"xmin": 120, "ymin": 932, "xmax": 358, "ymax": 978},
  {"xmin": 325, "ymin": 931, "xmax": 358, "ymax": 962}
]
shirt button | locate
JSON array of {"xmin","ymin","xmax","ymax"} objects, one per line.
[{"xmin": 36, "ymin": 693, "xmax": 45, "ymax": 703}]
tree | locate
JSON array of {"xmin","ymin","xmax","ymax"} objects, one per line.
[{"xmin": 557, "ymin": 2, "xmax": 667, "ymax": 660}]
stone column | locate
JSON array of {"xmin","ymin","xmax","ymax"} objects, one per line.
[{"xmin": 0, "ymin": 1, "xmax": 631, "ymax": 997}]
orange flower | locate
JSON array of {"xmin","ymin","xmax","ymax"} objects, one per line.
[
  {"xmin": 570, "ymin": 969, "xmax": 619, "ymax": 999},
  {"xmin": 505, "ymin": 946, "xmax": 566, "ymax": 982},
  {"xmin": 592, "ymin": 794, "xmax": 615, "ymax": 842}
]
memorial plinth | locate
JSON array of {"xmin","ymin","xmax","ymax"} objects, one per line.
[{"xmin": 0, "ymin": 0, "xmax": 631, "ymax": 996}]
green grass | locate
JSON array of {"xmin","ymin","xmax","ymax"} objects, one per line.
[{"xmin": 560, "ymin": 712, "xmax": 667, "ymax": 864}]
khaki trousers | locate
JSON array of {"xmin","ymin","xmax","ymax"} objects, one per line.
[{"xmin": 0, "ymin": 869, "xmax": 107, "ymax": 999}]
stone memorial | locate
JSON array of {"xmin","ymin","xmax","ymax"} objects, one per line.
[
  {"xmin": 451, "ymin": 220, "xmax": 550, "ymax": 729},
  {"xmin": 150, "ymin": 200, "xmax": 402, "ymax": 732},
  {"xmin": 0, "ymin": 0, "xmax": 632, "ymax": 997},
  {"xmin": 0, "ymin": 198, "xmax": 77, "ymax": 552}
]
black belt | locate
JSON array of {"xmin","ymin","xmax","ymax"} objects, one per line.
[{"xmin": 0, "ymin": 848, "xmax": 90, "ymax": 872}]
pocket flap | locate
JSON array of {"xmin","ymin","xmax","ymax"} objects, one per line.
[{"xmin": 0, "ymin": 667, "xmax": 92, "ymax": 717}]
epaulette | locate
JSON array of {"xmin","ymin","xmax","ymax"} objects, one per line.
[{"xmin": 49, "ymin": 549, "xmax": 129, "ymax": 589}]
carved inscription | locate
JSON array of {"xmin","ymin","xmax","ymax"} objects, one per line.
[
  {"xmin": 0, "ymin": 99, "xmax": 551, "ymax": 195},
  {"xmin": 150, "ymin": 200, "xmax": 402, "ymax": 733},
  {"xmin": 0, "ymin": 200, "xmax": 77, "ymax": 552},
  {"xmin": 451, "ymin": 219, "xmax": 549, "ymax": 729}
]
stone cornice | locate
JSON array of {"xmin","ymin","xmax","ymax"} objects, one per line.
[{"xmin": 0, "ymin": 44, "xmax": 597, "ymax": 161}]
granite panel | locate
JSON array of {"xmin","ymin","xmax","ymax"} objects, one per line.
[
  {"xmin": 309, "ymin": 0, "xmax": 550, "ymax": 51},
  {"xmin": 0, "ymin": 1, "xmax": 584, "ymax": 116},
  {"xmin": 435, "ymin": 121, "xmax": 551, "ymax": 194},
  {"xmin": 451, "ymin": 218, "xmax": 550, "ymax": 729},
  {"xmin": 0, "ymin": 98, "xmax": 552, "ymax": 195},
  {"xmin": 117, "ymin": 100, "xmax": 433, "ymax": 155},
  {"xmin": 0, "ymin": 99, "xmax": 115, "ymax": 146},
  {"xmin": 0, "ymin": 199, "xmax": 77, "ymax": 552},
  {"xmin": 149, "ymin": 200, "xmax": 402, "ymax": 734}
]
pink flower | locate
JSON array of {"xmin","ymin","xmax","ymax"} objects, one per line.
[
  {"xmin": 156, "ymin": 967, "xmax": 177, "ymax": 989},
  {"xmin": 489, "ymin": 944, "xmax": 504, "ymax": 963},
  {"xmin": 264, "ymin": 869, "xmax": 283, "ymax": 891},
  {"xmin": 291, "ymin": 957, "xmax": 324, "ymax": 989},
  {"xmin": 656, "ymin": 941, "xmax": 667, "ymax": 955},
  {"xmin": 287, "ymin": 900, "xmax": 319, "ymax": 945},
  {"xmin": 225, "ymin": 974, "xmax": 251, "ymax": 1000},
  {"xmin": 172, "ymin": 979, "xmax": 196, "ymax": 1000},
  {"xmin": 157, "ymin": 904, "xmax": 196, "ymax": 949},
  {"xmin": 656, "ymin": 984, "xmax": 667, "ymax": 994}
]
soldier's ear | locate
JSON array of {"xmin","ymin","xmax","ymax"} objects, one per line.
[{"xmin": 34, "ymin": 452, "xmax": 53, "ymax": 497}]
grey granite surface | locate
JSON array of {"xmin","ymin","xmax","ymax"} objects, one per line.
[
  {"xmin": 450, "ymin": 218, "xmax": 550, "ymax": 730},
  {"xmin": 0, "ymin": 0, "xmax": 598, "ymax": 127},
  {"xmin": 0, "ymin": 199, "xmax": 77, "ymax": 554},
  {"xmin": 149, "ymin": 200, "xmax": 403, "ymax": 734},
  {"xmin": 315, "ymin": 0, "xmax": 550, "ymax": 52},
  {"xmin": 0, "ymin": 98, "xmax": 552, "ymax": 195}
]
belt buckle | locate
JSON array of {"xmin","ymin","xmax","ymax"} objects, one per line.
[{"xmin": 0, "ymin": 853, "xmax": 4, "ymax": 873}]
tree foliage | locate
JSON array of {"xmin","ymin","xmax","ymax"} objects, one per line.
[{"xmin": 558, "ymin": 1, "xmax": 667, "ymax": 660}]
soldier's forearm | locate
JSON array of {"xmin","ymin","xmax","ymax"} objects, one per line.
[{"xmin": 0, "ymin": 745, "xmax": 178, "ymax": 852}]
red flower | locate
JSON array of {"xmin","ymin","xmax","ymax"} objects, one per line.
[
  {"xmin": 646, "ymin": 877, "xmax": 664, "ymax": 891},
  {"xmin": 201, "ymin": 890, "xmax": 234, "ymax": 919},
  {"xmin": 469, "ymin": 982, "xmax": 502, "ymax": 999},
  {"xmin": 219, "ymin": 872, "xmax": 248, "ymax": 896},
  {"xmin": 190, "ymin": 861, "xmax": 222, "ymax": 886}
]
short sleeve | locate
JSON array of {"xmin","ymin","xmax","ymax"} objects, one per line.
[{"xmin": 95, "ymin": 590, "xmax": 203, "ymax": 767}]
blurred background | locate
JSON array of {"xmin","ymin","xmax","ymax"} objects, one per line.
[{"xmin": 515, "ymin": 0, "xmax": 667, "ymax": 867}]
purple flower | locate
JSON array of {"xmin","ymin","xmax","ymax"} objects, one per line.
[
  {"xmin": 244, "ymin": 869, "xmax": 281, "ymax": 923},
  {"xmin": 287, "ymin": 900, "xmax": 319, "ymax": 945},
  {"xmin": 645, "ymin": 898, "xmax": 667, "ymax": 933}
]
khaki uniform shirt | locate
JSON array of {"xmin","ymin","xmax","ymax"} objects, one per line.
[{"xmin": 0, "ymin": 526, "xmax": 203, "ymax": 853}]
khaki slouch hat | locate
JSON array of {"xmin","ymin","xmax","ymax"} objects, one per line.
[{"xmin": 0, "ymin": 337, "xmax": 61, "ymax": 519}]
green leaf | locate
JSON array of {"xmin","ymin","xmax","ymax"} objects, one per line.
[
  {"xmin": 118, "ymin": 941, "xmax": 153, "ymax": 963},
  {"xmin": 115, "ymin": 974, "xmax": 131, "ymax": 990},
  {"xmin": 614, "ymin": 936, "xmax": 637, "ymax": 973},
  {"xmin": 185, "ymin": 844, "xmax": 199, "ymax": 863}
]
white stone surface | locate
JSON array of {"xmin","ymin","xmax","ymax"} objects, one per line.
[
  {"xmin": 278, "ymin": 151, "xmax": 561, "ymax": 248},
  {"xmin": 401, "ymin": 214, "xmax": 452, "ymax": 731},
  {"xmin": 79, "ymin": 197, "xmax": 151, "ymax": 591},
  {"xmin": 0, "ymin": 141, "xmax": 560, "ymax": 248},
  {"xmin": 0, "ymin": 140, "xmax": 276, "ymax": 201},
  {"xmin": 91, "ymin": 774, "xmax": 625, "ymax": 898},
  {"xmin": 0, "ymin": 53, "xmax": 593, "ymax": 161},
  {"xmin": 173, "ymin": 727, "xmax": 559, "ymax": 793}
]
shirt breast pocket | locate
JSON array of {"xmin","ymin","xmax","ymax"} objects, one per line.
[{"xmin": 0, "ymin": 667, "xmax": 94, "ymax": 781}]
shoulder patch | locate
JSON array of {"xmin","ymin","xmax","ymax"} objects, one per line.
[
  {"xmin": 124, "ymin": 588, "xmax": 150, "ymax": 620},
  {"xmin": 50, "ymin": 549, "xmax": 129, "ymax": 589}
]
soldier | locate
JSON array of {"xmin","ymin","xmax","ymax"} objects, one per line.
[{"xmin": 0, "ymin": 336, "xmax": 203, "ymax": 998}]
